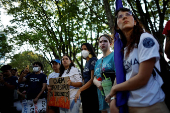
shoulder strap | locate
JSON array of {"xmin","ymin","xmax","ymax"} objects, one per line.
[{"xmin": 101, "ymin": 57, "xmax": 103, "ymax": 73}]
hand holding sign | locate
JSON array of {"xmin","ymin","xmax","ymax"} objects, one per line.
[
  {"xmin": 67, "ymin": 77, "xmax": 72, "ymax": 86},
  {"xmin": 47, "ymin": 85, "xmax": 52, "ymax": 92}
]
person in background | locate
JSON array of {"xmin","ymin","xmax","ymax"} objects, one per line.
[
  {"xmin": 14, "ymin": 70, "xmax": 29, "ymax": 112},
  {"xmin": 59, "ymin": 54, "xmax": 82, "ymax": 113},
  {"xmin": 11, "ymin": 68, "xmax": 19, "ymax": 106},
  {"xmin": 105, "ymin": 7, "xmax": 169, "ymax": 113},
  {"xmin": 47, "ymin": 59, "xmax": 61, "ymax": 113},
  {"xmin": 93, "ymin": 34, "xmax": 116, "ymax": 113},
  {"xmin": 18, "ymin": 62, "xmax": 47, "ymax": 104},
  {"xmin": 74, "ymin": 43, "xmax": 100, "ymax": 113},
  {"xmin": 0, "ymin": 65, "xmax": 18, "ymax": 113},
  {"xmin": 11, "ymin": 68, "xmax": 19, "ymax": 78},
  {"xmin": 162, "ymin": 20, "xmax": 170, "ymax": 60},
  {"xmin": 17, "ymin": 70, "xmax": 29, "ymax": 102}
]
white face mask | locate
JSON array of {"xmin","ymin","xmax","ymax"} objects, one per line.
[
  {"xmin": 33, "ymin": 67, "xmax": 40, "ymax": 72},
  {"xmin": 81, "ymin": 50, "xmax": 89, "ymax": 58}
]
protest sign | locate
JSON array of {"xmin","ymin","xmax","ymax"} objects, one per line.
[
  {"xmin": 48, "ymin": 77, "xmax": 70, "ymax": 109},
  {"xmin": 22, "ymin": 98, "xmax": 46, "ymax": 113}
]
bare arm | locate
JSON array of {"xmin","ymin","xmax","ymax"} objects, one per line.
[
  {"xmin": 67, "ymin": 74, "xmax": 83, "ymax": 87},
  {"xmin": 74, "ymin": 70, "xmax": 94, "ymax": 102},
  {"xmin": 78, "ymin": 70, "xmax": 94, "ymax": 92},
  {"xmin": 33, "ymin": 83, "xmax": 47, "ymax": 103},
  {"xmin": 69, "ymin": 81, "xmax": 82, "ymax": 87},
  {"xmin": 18, "ymin": 70, "xmax": 28, "ymax": 83},
  {"xmin": 109, "ymin": 58, "xmax": 156, "ymax": 97},
  {"xmin": 18, "ymin": 72, "xmax": 27, "ymax": 83},
  {"xmin": 36, "ymin": 83, "xmax": 47, "ymax": 99}
]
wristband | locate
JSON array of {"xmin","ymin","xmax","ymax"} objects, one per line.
[{"xmin": 111, "ymin": 97, "xmax": 116, "ymax": 100}]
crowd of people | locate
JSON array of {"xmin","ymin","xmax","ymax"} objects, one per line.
[{"xmin": 0, "ymin": 7, "xmax": 170, "ymax": 113}]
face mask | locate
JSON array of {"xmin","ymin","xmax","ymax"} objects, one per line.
[
  {"xmin": 81, "ymin": 50, "xmax": 89, "ymax": 58},
  {"xmin": 33, "ymin": 67, "xmax": 40, "ymax": 72}
]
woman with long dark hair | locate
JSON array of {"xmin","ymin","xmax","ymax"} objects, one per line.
[
  {"xmin": 59, "ymin": 54, "xmax": 82, "ymax": 113},
  {"xmin": 74, "ymin": 43, "xmax": 100, "ymax": 113},
  {"xmin": 105, "ymin": 8, "xmax": 169, "ymax": 113}
]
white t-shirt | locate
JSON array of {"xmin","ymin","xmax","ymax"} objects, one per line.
[
  {"xmin": 47, "ymin": 72, "xmax": 59, "ymax": 85},
  {"xmin": 61, "ymin": 66, "xmax": 82, "ymax": 100},
  {"xmin": 123, "ymin": 32, "xmax": 165, "ymax": 107}
]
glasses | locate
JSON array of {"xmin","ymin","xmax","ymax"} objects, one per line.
[{"xmin": 116, "ymin": 11, "xmax": 132, "ymax": 19}]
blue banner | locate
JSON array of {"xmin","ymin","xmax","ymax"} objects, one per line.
[{"xmin": 114, "ymin": 0, "xmax": 129, "ymax": 113}]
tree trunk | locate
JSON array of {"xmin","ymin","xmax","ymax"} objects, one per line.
[{"xmin": 103, "ymin": 0, "xmax": 114, "ymax": 34}]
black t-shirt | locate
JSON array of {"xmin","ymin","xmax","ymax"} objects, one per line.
[
  {"xmin": 18, "ymin": 81, "xmax": 28, "ymax": 99},
  {"xmin": 25, "ymin": 73, "xmax": 47, "ymax": 100},
  {"xmin": 0, "ymin": 76, "xmax": 18, "ymax": 107}
]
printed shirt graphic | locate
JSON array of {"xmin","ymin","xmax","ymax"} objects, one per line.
[
  {"xmin": 26, "ymin": 73, "xmax": 47, "ymax": 100},
  {"xmin": 62, "ymin": 66, "xmax": 82, "ymax": 100},
  {"xmin": 83, "ymin": 57, "xmax": 97, "ymax": 84},
  {"xmin": 124, "ymin": 32, "xmax": 165, "ymax": 107},
  {"xmin": 94, "ymin": 52, "xmax": 115, "ymax": 110}
]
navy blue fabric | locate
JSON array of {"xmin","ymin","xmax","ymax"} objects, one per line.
[
  {"xmin": 25, "ymin": 73, "xmax": 47, "ymax": 100},
  {"xmin": 114, "ymin": 0, "xmax": 129, "ymax": 113},
  {"xmin": 0, "ymin": 76, "xmax": 18, "ymax": 107},
  {"xmin": 18, "ymin": 81, "xmax": 28, "ymax": 100},
  {"xmin": 83, "ymin": 57, "xmax": 97, "ymax": 84},
  {"xmin": 143, "ymin": 37, "xmax": 155, "ymax": 48}
]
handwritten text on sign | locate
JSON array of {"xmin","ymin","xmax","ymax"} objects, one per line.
[{"xmin": 48, "ymin": 77, "xmax": 70, "ymax": 109}]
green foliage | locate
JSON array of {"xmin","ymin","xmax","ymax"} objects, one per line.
[
  {"xmin": 1, "ymin": 0, "xmax": 170, "ymax": 71},
  {"xmin": 8, "ymin": 51, "xmax": 53, "ymax": 76},
  {"xmin": 0, "ymin": 32, "xmax": 13, "ymax": 59}
]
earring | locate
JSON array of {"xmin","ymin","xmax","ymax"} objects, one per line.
[{"xmin": 89, "ymin": 54, "xmax": 92, "ymax": 58}]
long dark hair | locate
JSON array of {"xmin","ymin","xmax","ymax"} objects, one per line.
[
  {"xmin": 81, "ymin": 43, "xmax": 97, "ymax": 58},
  {"xmin": 114, "ymin": 8, "xmax": 145, "ymax": 57},
  {"xmin": 59, "ymin": 54, "xmax": 75, "ymax": 77}
]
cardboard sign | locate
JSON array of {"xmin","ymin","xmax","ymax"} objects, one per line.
[
  {"xmin": 22, "ymin": 98, "xmax": 46, "ymax": 113},
  {"xmin": 48, "ymin": 77, "xmax": 70, "ymax": 109}
]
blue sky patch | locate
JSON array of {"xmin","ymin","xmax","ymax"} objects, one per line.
[{"xmin": 143, "ymin": 37, "xmax": 155, "ymax": 48}]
